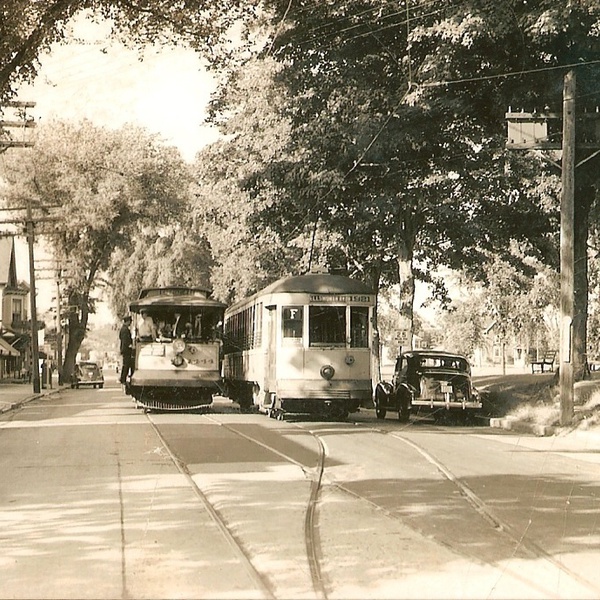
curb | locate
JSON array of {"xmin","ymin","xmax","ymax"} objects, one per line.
[
  {"xmin": 489, "ymin": 416, "xmax": 555, "ymax": 437},
  {"xmin": 0, "ymin": 386, "xmax": 64, "ymax": 415}
]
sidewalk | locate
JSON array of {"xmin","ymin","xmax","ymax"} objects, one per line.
[{"xmin": 0, "ymin": 375, "xmax": 62, "ymax": 414}]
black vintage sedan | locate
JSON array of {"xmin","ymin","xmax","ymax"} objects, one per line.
[
  {"xmin": 71, "ymin": 361, "xmax": 104, "ymax": 389},
  {"xmin": 375, "ymin": 350, "xmax": 481, "ymax": 423}
]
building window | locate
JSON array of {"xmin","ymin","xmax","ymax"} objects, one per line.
[{"xmin": 12, "ymin": 298, "xmax": 22, "ymax": 323}]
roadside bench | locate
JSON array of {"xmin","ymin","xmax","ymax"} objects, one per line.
[{"xmin": 531, "ymin": 350, "xmax": 557, "ymax": 374}]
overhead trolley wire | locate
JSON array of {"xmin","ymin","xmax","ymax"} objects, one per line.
[{"xmin": 289, "ymin": 1, "xmax": 453, "ymax": 52}]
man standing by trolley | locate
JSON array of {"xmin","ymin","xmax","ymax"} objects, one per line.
[{"xmin": 119, "ymin": 315, "xmax": 133, "ymax": 388}]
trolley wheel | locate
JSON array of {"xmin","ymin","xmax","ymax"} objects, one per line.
[{"xmin": 99, "ymin": 384, "xmax": 104, "ymax": 389}]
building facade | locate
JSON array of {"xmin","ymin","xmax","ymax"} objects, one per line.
[{"xmin": 0, "ymin": 237, "xmax": 30, "ymax": 379}]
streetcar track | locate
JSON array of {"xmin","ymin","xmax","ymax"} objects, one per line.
[
  {"xmin": 357, "ymin": 422, "xmax": 600, "ymax": 597},
  {"xmin": 202, "ymin": 414, "xmax": 330, "ymax": 600},
  {"xmin": 387, "ymin": 429, "xmax": 600, "ymax": 595},
  {"xmin": 145, "ymin": 414, "xmax": 276, "ymax": 600},
  {"xmin": 145, "ymin": 410, "xmax": 600, "ymax": 598}
]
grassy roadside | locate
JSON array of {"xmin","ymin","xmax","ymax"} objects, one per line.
[{"xmin": 481, "ymin": 374, "xmax": 600, "ymax": 432}]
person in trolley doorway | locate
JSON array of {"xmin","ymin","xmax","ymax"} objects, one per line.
[
  {"xmin": 138, "ymin": 309, "xmax": 157, "ymax": 340},
  {"xmin": 119, "ymin": 315, "xmax": 133, "ymax": 387}
]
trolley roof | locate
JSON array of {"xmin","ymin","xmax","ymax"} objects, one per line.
[
  {"xmin": 227, "ymin": 273, "xmax": 374, "ymax": 312},
  {"xmin": 130, "ymin": 287, "xmax": 226, "ymax": 311}
]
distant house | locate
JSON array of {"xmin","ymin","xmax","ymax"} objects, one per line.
[
  {"xmin": 472, "ymin": 319, "xmax": 554, "ymax": 369},
  {"xmin": 0, "ymin": 236, "xmax": 30, "ymax": 379}
]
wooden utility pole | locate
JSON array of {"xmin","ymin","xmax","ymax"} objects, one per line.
[
  {"xmin": 0, "ymin": 101, "xmax": 35, "ymax": 149},
  {"xmin": 559, "ymin": 69, "xmax": 576, "ymax": 425},
  {"xmin": 55, "ymin": 272, "xmax": 63, "ymax": 384},
  {"xmin": 1, "ymin": 101, "xmax": 39, "ymax": 392},
  {"xmin": 26, "ymin": 199, "xmax": 41, "ymax": 393},
  {"xmin": 505, "ymin": 69, "xmax": 600, "ymax": 426}
]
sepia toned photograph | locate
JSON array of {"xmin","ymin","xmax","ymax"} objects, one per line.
[{"xmin": 1, "ymin": 2, "xmax": 600, "ymax": 598}]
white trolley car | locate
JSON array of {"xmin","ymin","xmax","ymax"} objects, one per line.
[
  {"xmin": 223, "ymin": 273, "xmax": 376, "ymax": 419},
  {"xmin": 127, "ymin": 287, "xmax": 226, "ymax": 411}
]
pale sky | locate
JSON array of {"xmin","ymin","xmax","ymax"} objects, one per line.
[
  {"xmin": 17, "ymin": 13, "xmax": 220, "ymax": 161},
  {"xmin": 11, "ymin": 12, "xmax": 221, "ymax": 321}
]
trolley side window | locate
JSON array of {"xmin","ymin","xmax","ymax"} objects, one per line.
[
  {"xmin": 253, "ymin": 302, "xmax": 263, "ymax": 348},
  {"xmin": 350, "ymin": 306, "xmax": 369, "ymax": 348},
  {"xmin": 309, "ymin": 306, "xmax": 346, "ymax": 347},
  {"xmin": 282, "ymin": 306, "xmax": 303, "ymax": 344}
]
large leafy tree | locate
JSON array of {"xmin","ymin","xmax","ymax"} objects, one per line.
[
  {"xmin": 404, "ymin": 0, "xmax": 600, "ymax": 378},
  {"xmin": 200, "ymin": 1, "xmax": 566, "ymax": 332},
  {"xmin": 0, "ymin": 119, "xmax": 191, "ymax": 381}
]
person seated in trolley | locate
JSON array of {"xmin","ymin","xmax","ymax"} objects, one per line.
[
  {"xmin": 157, "ymin": 320, "xmax": 173, "ymax": 340},
  {"xmin": 137, "ymin": 309, "xmax": 158, "ymax": 341}
]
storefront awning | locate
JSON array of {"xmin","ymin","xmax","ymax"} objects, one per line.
[{"xmin": 0, "ymin": 337, "xmax": 20, "ymax": 357}]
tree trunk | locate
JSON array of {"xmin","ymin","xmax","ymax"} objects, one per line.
[
  {"xmin": 397, "ymin": 236, "xmax": 415, "ymax": 352},
  {"xmin": 62, "ymin": 321, "xmax": 85, "ymax": 384},
  {"xmin": 573, "ymin": 183, "xmax": 593, "ymax": 381},
  {"xmin": 61, "ymin": 290, "xmax": 90, "ymax": 383},
  {"xmin": 366, "ymin": 263, "xmax": 382, "ymax": 385}
]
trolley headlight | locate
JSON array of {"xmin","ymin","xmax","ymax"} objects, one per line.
[
  {"xmin": 172, "ymin": 354, "xmax": 185, "ymax": 367},
  {"xmin": 172, "ymin": 338, "xmax": 186, "ymax": 354},
  {"xmin": 320, "ymin": 365, "xmax": 335, "ymax": 380},
  {"xmin": 345, "ymin": 355, "xmax": 355, "ymax": 366}
]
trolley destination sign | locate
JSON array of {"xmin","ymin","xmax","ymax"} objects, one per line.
[{"xmin": 309, "ymin": 294, "xmax": 373, "ymax": 304}]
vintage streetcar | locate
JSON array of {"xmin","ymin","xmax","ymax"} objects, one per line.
[
  {"xmin": 126, "ymin": 286, "xmax": 226, "ymax": 411},
  {"xmin": 223, "ymin": 272, "xmax": 376, "ymax": 419},
  {"xmin": 375, "ymin": 350, "xmax": 482, "ymax": 423}
]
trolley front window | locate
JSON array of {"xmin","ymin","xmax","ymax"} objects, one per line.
[
  {"xmin": 309, "ymin": 306, "xmax": 345, "ymax": 347},
  {"xmin": 282, "ymin": 306, "xmax": 303, "ymax": 342}
]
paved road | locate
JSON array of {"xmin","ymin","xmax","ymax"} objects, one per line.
[{"xmin": 1, "ymin": 379, "xmax": 599, "ymax": 599}]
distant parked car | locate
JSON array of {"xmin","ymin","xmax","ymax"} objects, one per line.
[
  {"xmin": 71, "ymin": 361, "xmax": 104, "ymax": 389},
  {"xmin": 375, "ymin": 350, "xmax": 481, "ymax": 423}
]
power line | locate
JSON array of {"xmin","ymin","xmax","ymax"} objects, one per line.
[{"xmin": 419, "ymin": 59, "xmax": 600, "ymax": 89}]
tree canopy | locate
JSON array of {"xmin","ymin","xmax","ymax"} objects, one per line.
[
  {"xmin": 2, "ymin": 0, "xmax": 599, "ymax": 376},
  {"xmin": 0, "ymin": 118, "xmax": 191, "ymax": 379},
  {"xmin": 195, "ymin": 1, "xmax": 592, "ymax": 322}
]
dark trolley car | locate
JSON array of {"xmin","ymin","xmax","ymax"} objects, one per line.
[
  {"xmin": 223, "ymin": 272, "xmax": 376, "ymax": 419},
  {"xmin": 127, "ymin": 287, "xmax": 226, "ymax": 411}
]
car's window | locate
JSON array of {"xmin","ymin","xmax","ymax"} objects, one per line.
[{"xmin": 417, "ymin": 356, "xmax": 468, "ymax": 372}]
